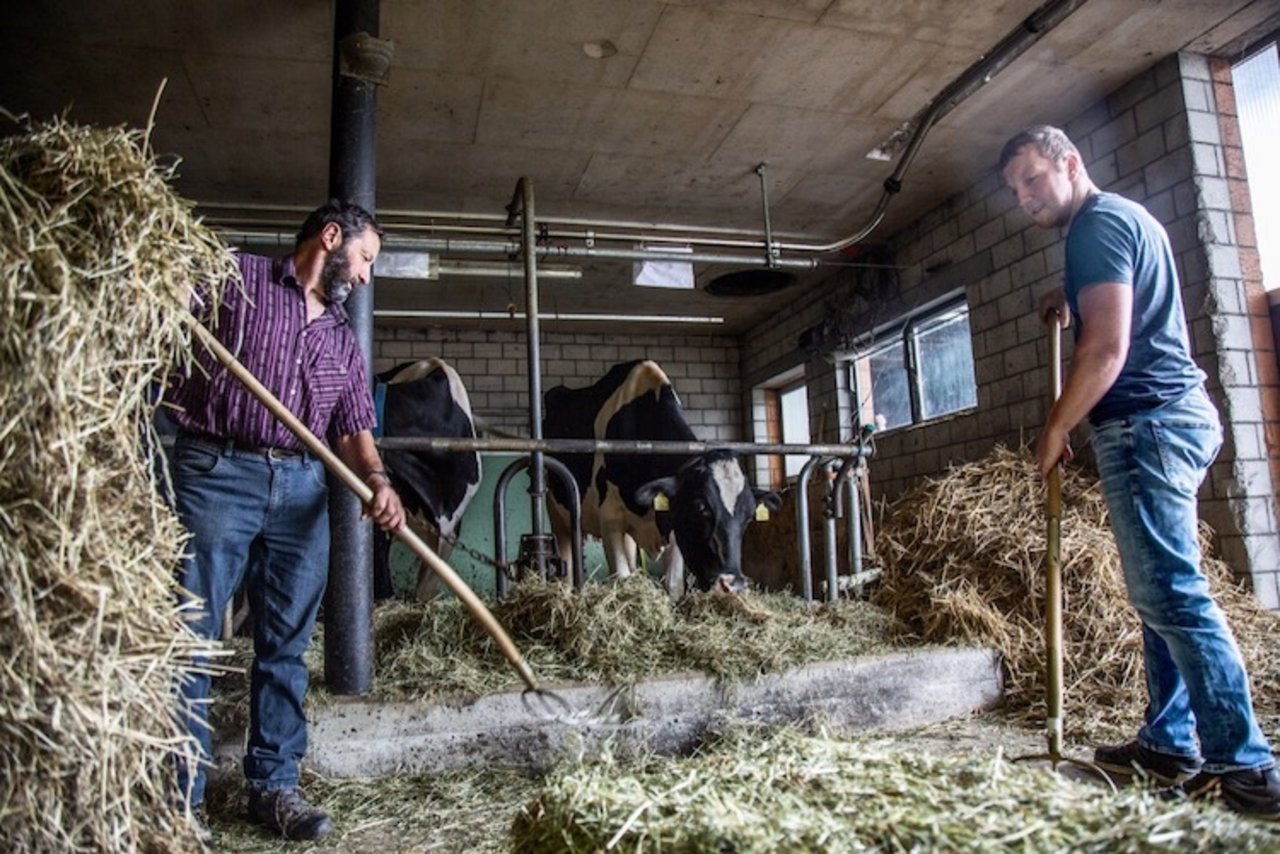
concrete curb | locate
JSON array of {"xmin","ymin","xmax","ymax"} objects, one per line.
[{"xmin": 283, "ymin": 646, "xmax": 1003, "ymax": 778}]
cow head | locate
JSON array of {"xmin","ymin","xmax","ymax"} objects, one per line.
[{"xmin": 634, "ymin": 450, "xmax": 781, "ymax": 595}]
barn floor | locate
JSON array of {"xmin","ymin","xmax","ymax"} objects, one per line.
[
  {"xmin": 202, "ymin": 712, "xmax": 1048, "ymax": 852},
  {"xmin": 202, "ymin": 634, "xmax": 1006, "ymax": 850},
  {"xmin": 203, "ymin": 712, "xmax": 1280, "ymax": 852}
]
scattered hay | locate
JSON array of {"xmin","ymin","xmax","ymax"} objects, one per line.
[
  {"xmin": 511, "ymin": 725, "xmax": 1280, "ymax": 852},
  {"xmin": 0, "ymin": 116, "xmax": 236, "ymax": 850},
  {"xmin": 871, "ymin": 445, "xmax": 1280, "ymax": 741},
  {"xmin": 209, "ymin": 575, "xmax": 903, "ymax": 727},
  {"xmin": 204, "ymin": 766, "xmax": 539, "ymax": 853},
  {"xmin": 369, "ymin": 576, "xmax": 903, "ymax": 699}
]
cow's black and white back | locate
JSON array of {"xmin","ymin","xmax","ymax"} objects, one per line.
[{"xmin": 375, "ymin": 358, "xmax": 481, "ymax": 600}]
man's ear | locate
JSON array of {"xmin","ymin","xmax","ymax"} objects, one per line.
[
  {"xmin": 1064, "ymin": 152, "xmax": 1080, "ymax": 181},
  {"xmin": 320, "ymin": 221, "xmax": 343, "ymax": 251}
]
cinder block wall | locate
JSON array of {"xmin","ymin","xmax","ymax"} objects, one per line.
[
  {"xmin": 742, "ymin": 52, "xmax": 1280, "ymax": 604},
  {"xmin": 370, "ymin": 327, "xmax": 744, "ymax": 441}
]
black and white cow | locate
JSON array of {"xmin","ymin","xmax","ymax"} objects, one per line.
[
  {"xmin": 543, "ymin": 360, "xmax": 780, "ymax": 598},
  {"xmin": 374, "ymin": 358, "xmax": 481, "ymax": 601}
]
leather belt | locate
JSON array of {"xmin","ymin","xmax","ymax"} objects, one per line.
[{"xmin": 179, "ymin": 431, "xmax": 304, "ymax": 460}]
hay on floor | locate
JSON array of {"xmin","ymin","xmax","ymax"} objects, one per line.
[
  {"xmin": 0, "ymin": 116, "xmax": 236, "ymax": 851},
  {"xmin": 871, "ymin": 444, "xmax": 1280, "ymax": 741},
  {"xmin": 510, "ymin": 725, "xmax": 1280, "ymax": 852},
  {"xmin": 211, "ymin": 575, "xmax": 904, "ymax": 729}
]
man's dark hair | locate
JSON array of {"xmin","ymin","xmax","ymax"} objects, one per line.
[
  {"xmin": 295, "ymin": 199, "xmax": 384, "ymax": 250},
  {"xmin": 997, "ymin": 125, "xmax": 1080, "ymax": 172}
]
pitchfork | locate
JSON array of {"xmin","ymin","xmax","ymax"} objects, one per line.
[{"xmin": 1013, "ymin": 311, "xmax": 1113, "ymax": 789}]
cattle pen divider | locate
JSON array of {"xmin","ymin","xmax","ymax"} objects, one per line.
[{"xmin": 376, "ymin": 435, "xmax": 874, "ymax": 602}]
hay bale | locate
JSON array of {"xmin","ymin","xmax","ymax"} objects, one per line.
[
  {"xmin": 871, "ymin": 445, "xmax": 1280, "ymax": 741},
  {"xmin": 0, "ymin": 117, "xmax": 236, "ymax": 851},
  {"xmin": 511, "ymin": 725, "xmax": 1278, "ymax": 851}
]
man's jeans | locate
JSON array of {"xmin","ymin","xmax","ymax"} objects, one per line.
[
  {"xmin": 1092, "ymin": 385, "xmax": 1272, "ymax": 771},
  {"xmin": 172, "ymin": 438, "xmax": 330, "ymax": 806}
]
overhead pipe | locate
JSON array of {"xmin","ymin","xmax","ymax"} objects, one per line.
[
  {"xmin": 213, "ymin": 227, "xmax": 819, "ymax": 273},
  {"xmin": 788, "ymin": 0, "xmax": 1090, "ymax": 254},
  {"xmin": 201, "ymin": 200, "xmax": 816, "ymax": 243},
  {"xmin": 377, "ymin": 436, "xmax": 875, "ymax": 458}
]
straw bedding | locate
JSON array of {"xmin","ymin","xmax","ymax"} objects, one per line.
[
  {"xmin": 209, "ymin": 575, "xmax": 902, "ymax": 734},
  {"xmin": 871, "ymin": 444, "xmax": 1280, "ymax": 741},
  {"xmin": 0, "ymin": 117, "xmax": 235, "ymax": 851},
  {"xmin": 511, "ymin": 725, "xmax": 1280, "ymax": 852}
]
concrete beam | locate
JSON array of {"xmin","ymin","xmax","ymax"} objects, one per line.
[{"xmin": 247, "ymin": 647, "xmax": 1003, "ymax": 779}]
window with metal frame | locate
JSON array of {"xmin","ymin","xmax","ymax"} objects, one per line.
[
  {"xmin": 850, "ymin": 297, "xmax": 977, "ymax": 433},
  {"xmin": 778, "ymin": 380, "xmax": 811, "ymax": 478}
]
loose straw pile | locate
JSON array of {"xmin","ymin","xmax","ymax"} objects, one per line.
[
  {"xmin": 871, "ymin": 445, "xmax": 1280, "ymax": 740},
  {"xmin": 211, "ymin": 575, "xmax": 902, "ymax": 733},
  {"xmin": 0, "ymin": 117, "xmax": 236, "ymax": 851},
  {"xmin": 511, "ymin": 725, "xmax": 1278, "ymax": 851}
]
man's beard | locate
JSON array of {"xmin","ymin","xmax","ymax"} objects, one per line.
[{"xmin": 321, "ymin": 251, "xmax": 355, "ymax": 304}]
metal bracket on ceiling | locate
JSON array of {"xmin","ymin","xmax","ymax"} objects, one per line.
[
  {"xmin": 755, "ymin": 162, "xmax": 779, "ymax": 269},
  {"xmin": 339, "ymin": 32, "xmax": 395, "ymax": 84}
]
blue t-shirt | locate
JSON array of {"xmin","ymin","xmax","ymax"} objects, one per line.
[{"xmin": 1064, "ymin": 192, "xmax": 1205, "ymax": 423}]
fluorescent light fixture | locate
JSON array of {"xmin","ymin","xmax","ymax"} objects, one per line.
[
  {"xmin": 375, "ymin": 309, "xmax": 724, "ymax": 324},
  {"xmin": 632, "ymin": 244, "xmax": 694, "ymax": 289},
  {"xmin": 376, "ymin": 249, "xmax": 437, "ymax": 279},
  {"xmin": 376, "ymin": 252, "xmax": 582, "ymax": 280},
  {"xmin": 436, "ymin": 260, "xmax": 582, "ymax": 280}
]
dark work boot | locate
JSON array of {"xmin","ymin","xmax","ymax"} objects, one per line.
[
  {"xmin": 1093, "ymin": 739, "xmax": 1203, "ymax": 785},
  {"xmin": 1178, "ymin": 767, "xmax": 1280, "ymax": 820},
  {"xmin": 247, "ymin": 787, "xmax": 335, "ymax": 840}
]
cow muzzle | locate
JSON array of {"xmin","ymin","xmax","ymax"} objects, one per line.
[{"xmin": 713, "ymin": 573, "xmax": 745, "ymax": 596}]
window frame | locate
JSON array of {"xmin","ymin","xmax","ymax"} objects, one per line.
[
  {"xmin": 848, "ymin": 293, "xmax": 977, "ymax": 434},
  {"xmin": 753, "ymin": 366, "xmax": 809, "ymax": 489},
  {"xmin": 776, "ymin": 377, "xmax": 811, "ymax": 480}
]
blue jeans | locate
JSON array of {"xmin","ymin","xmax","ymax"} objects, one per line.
[
  {"xmin": 1092, "ymin": 386, "xmax": 1272, "ymax": 772},
  {"xmin": 172, "ymin": 438, "xmax": 330, "ymax": 806}
]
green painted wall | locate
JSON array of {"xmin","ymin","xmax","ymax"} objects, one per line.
[{"xmin": 387, "ymin": 454, "xmax": 614, "ymax": 600}]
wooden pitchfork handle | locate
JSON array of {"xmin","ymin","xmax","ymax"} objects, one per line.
[
  {"xmin": 1044, "ymin": 312, "xmax": 1064, "ymax": 760},
  {"xmin": 185, "ymin": 319, "xmax": 541, "ymax": 694},
  {"xmin": 1012, "ymin": 312, "xmax": 1115, "ymax": 790}
]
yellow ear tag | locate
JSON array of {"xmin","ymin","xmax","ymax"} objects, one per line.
[
  {"xmin": 653, "ymin": 493, "xmax": 669, "ymax": 511},
  {"xmin": 755, "ymin": 504, "xmax": 770, "ymax": 521}
]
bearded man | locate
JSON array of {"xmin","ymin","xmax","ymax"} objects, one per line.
[{"xmin": 164, "ymin": 199, "xmax": 404, "ymax": 840}]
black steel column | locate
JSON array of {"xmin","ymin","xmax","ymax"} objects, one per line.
[{"xmin": 325, "ymin": 0, "xmax": 383, "ymax": 695}]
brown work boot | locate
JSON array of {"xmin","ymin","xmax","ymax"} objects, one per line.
[
  {"xmin": 1093, "ymin": 739, "xmax": 1202, "ymax": 785},
  {"xmin": 247, "ymin": 787, "xmax": 335, "ymax": 840}
]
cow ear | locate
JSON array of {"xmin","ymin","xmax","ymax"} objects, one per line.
[
  {"xmin": 635, "ymin": 477, "xmax": 678, "ymax": 509},
  {"xmin": 753, "ymin": 488, "xmax": 782, "ymax": 512}
]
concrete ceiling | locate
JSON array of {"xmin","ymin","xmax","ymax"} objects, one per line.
[{"xmin": 3, "ymin": 1, "xmax": 1277, "ymax": 336}]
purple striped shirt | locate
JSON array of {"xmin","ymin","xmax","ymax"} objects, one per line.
[{"xmin": 165, "ymin": 253, "xmax": 376, "ymax": 449}]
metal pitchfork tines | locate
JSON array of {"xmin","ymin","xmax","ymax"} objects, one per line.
[
  {"xmin": 187, "ymin": 318, "xmax": 617, "ymax": 725},
  {"xmin": 522, "ymin": 682, "xmax": 639, "ymax": 726},
  {"xmin": 1012, "ymin": 312, "xmax": 1115, "ymax": 791}
]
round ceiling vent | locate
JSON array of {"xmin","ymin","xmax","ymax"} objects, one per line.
[{"xmin": 704, "ymin": 269, "xmax": 796, "ymax": 297}]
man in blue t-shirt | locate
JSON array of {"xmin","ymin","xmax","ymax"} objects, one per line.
[{"xmin": 999, "ymin": 125, "xmax": 1278, "ymax": 818}]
